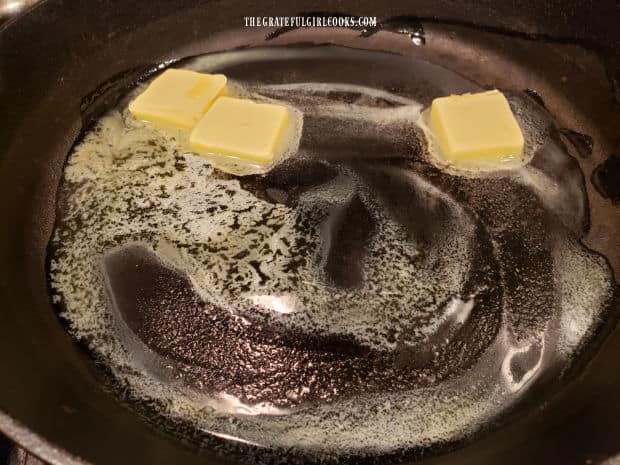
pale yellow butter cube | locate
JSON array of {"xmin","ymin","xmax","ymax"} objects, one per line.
[
  {"xmin": 128, "ymin": 69, "xmax": 227, "ymax": 129},
  {"xmin": 430, "ymin": 90, "xmax": 524, "ymax": 162},
  {"xmin": 189, "ymin": 96, "xmax": 290, "ymax": 164}
]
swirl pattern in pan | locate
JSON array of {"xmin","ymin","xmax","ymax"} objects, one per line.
[{"xmin": 49, "ymin": 46, "xmax": 614, "ymax": 455}]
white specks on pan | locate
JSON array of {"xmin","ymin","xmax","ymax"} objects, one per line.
[{"xmin": 49, "ymin": 47, "xmax": 615, "ymax": 457}]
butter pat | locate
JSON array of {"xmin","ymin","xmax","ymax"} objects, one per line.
[
  {"xmin": 189, "ymin": 96, "xmax": 290, "ymax": 164},
  {"xmin": 430, "ymin": 90, "xmax": 524, "ymax": 163},
  {"xmin": 129, "ymin": 69, "xmax": 227, "ymax": 129}
]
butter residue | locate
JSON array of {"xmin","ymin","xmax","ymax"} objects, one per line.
[{"xmin": 49, "ymin": 47, "xmax": 613, "ymax": 458}]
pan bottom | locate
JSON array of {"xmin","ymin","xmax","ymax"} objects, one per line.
[{"xmin": 48, "ymin": 30, "xmax": 616, "ymax": 463}]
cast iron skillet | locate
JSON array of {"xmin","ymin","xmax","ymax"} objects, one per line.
[{"xmin": 2, "ymin": 1, "xmax": 620, "ymax": 464}]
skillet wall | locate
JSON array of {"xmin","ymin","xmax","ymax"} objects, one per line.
[{"xmin": 1, "ymin": 1, "xmax": 620, "ymax": 464}]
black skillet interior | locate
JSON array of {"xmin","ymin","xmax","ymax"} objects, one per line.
[{"xmin": 2, "ymin": 1, "xmax": 620, "ymax": 464}]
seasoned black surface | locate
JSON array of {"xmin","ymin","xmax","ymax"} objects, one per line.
[
  {"xmin": 593, "ymin": 155, "xmax": 620, "ymax": 204},
  {"xmin": 2, "ymin": 1, "xmax": 620, "ymax": 465},
  {"xmin": 46, "ymin": 46, "xmax": 577, "ymax": 425}
]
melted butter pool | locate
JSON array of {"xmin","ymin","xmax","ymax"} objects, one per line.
[{"xmin": 49, "ymin": 45, "xmax": 614, "ymax": 458}]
